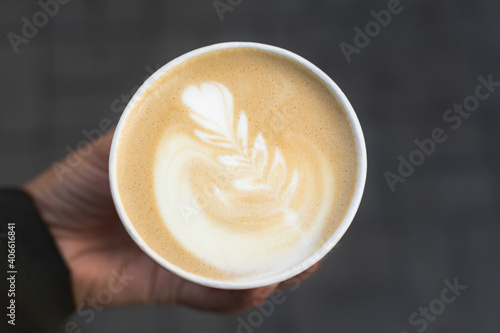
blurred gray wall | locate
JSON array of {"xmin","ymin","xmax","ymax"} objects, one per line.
[{"xmin": 1, "ymin": 0, "xmax": 499, "ymax": 332}]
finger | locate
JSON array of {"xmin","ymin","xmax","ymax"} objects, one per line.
[
  {"xmin": 80, "ymin": 129, "xmax": 115, "ymax": 173},
  {"xmin": 277, "ymin": 261, "xmax": 322, "ymax": 291},
  {"xmin": 177, "ymin": 280, "xmax": 279, "ymax": 314},
  {"xmin": 93, "ymin": 129, "xmax": 115, "ymax": 161}
]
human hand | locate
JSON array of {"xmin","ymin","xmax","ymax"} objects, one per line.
[{"xmin": 24, "ymin": 131, "xmax": 320, "ymax": 313}]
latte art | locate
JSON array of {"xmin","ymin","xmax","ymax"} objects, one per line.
[
  {"xmin": 183, "ymin": 82, "xmax": 298, "ymax": 215},
  {"xmin": 154, "ymin": 81, "xmax": 327, "ymax": 275},
  {"xmin": 115, "ymin": 46, "xmax": 358, "ymax": 282}
]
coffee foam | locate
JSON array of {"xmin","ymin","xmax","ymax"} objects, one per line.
[{"xmin": 116, "ymin": 48, "xmax": 358, "ymax": 282}]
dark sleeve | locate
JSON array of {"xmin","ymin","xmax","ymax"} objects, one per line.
[{"xmin": 0, "ymin": 189, "xmax": 74, "ymax": 332}]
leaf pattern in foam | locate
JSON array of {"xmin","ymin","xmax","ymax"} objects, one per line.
[
  {"xmin": 183, "ymin": 82, "xmax": 235, "ymax": 144},
  {"xmin": 268, "ymin": 148, "xmax": 286, "ymax": 194},
  {"xmin": 218, "ymin": 154, "xmax": 251, "ymax": 168},
  {"xmin": 194, "ymin": 130, "xmax": 235, "ymax": 149},
  {"xmin": 236, "ymin": 112, "xmax": 249, "ymax": 155},
  {"xmin": 182, "ymin": 81, "xmax": 298, "ymax": 210},
  {"xmin": 251, "ymin": 134, "xmax": 268, "ymax": 177}
]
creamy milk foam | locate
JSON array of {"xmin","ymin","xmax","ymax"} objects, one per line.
[{"xmin": 116, "ymin": 47, "xmax": 358, "ymax": 282}]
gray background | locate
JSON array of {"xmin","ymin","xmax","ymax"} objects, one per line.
[{"xmin": 1, "ymin": 0, "xmax": 499, "ymax": 332}]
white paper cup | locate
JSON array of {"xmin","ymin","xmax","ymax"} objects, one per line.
[{"xmin": 109, "ymin": 42, "xmax": 367, "ymax": 289}]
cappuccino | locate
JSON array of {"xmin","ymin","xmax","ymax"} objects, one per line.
[{"xmin": 114, "ymin": 46, "xmax": 358, "ymax": 283}]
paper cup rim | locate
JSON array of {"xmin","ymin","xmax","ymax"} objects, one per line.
[{"xmin": 109, "ymin": 41, "xmax": 367, "ymax": 289}]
